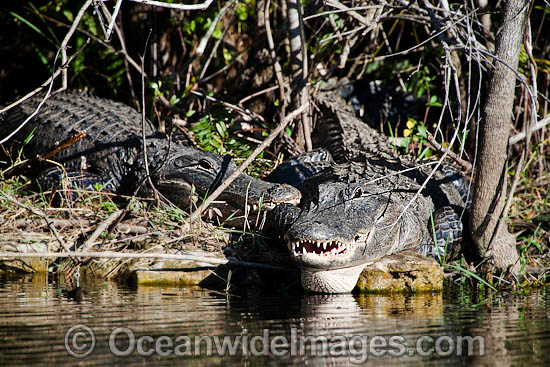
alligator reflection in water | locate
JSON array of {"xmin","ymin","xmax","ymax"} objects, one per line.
[{"xmin": 0, "ymin": 275, "xmax": 549, "ymax": 366}]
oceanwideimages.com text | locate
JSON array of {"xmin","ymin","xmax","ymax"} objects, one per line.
[{"xmin": 65, "ymin": 324, "xmax": 485, "ymax": 363}]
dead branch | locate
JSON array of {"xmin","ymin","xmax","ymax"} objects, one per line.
[
  {"xmin": 2, "ymin": 130, "xmax": 87, "ymax": 180},
  {"xmin": 79, "ymin": 209, "xmax": 125, "ymax": 253},
  {"xmin": 425, "ymin": 132, "xmax": 473, "ymax": 173},
  {"xmin": 125, "ymin": 0, "xmax": 214, "ymax": 11},
  {"xmin": 0, "ymin": 251, "xmax": 293, "ymax": 272},
  {"xmin": 509, "ymin": 116, "xmax": 550, "ymax": 144},
  {"xmin": 104, "ymin": 0, "xmax": 123, "ymax": 41},
  {"xmin": 60, "ymin": 0, "xmax": 94, "ymax": 90}
]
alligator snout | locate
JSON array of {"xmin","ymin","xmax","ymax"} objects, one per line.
[{"xmin": 261, "ymin": 183, "xmax": 301, "ymax": 208}]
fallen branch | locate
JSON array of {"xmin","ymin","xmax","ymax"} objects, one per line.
[
  {"xmin": 190, "ymin": 103, "xmax": 309, "ymax": 221},
  {"xmin": 13, "ymin": 218, "xmax": 149, "ymax": 234},
  {"xmin": 0, "ymin": 251, "xmax": 293, "ymax": 272},
  {"xmin": 80, "ymin": 209, "xmax": 125, "ymax": 253}
]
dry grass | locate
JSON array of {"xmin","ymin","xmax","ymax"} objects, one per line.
[{"xmin": 0, "ymin": 175, "xmax": 231, "ymax": 278}]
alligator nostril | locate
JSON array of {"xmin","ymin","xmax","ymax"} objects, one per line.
[{"xmin": 354, "ymin": 235, "xmax": 361, "ymax": 242}]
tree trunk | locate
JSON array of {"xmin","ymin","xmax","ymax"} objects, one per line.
[
  {"xmin": 287, "ymin": 0, "xmax": 312, "ymax": 152},
  {"xmin": 469, "ymin": 0, "xmax": 529, "ymax": 276}
]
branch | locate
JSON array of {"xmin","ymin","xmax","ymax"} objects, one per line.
[
  {"xmin": 104, "ymin": 0, "xmax": 123, "ymax": 41},
  {"xmin": 0, "ymin": 251, "xmax": 293, "ymax": 272},
  {"xmin": 116, "ymin": 0, "xmax": 214, "ymax": 11},
  {"xmin": 60, "ymin": 0, "xmax": 94, "ymax": 89}
]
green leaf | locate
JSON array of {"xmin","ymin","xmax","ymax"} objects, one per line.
[
  {"xmin": 417, "ymin": 125, "xmax": 427, "ymax": 138},
  {"xmin": 215, "ymin": 121, "xmax": 227, "ymax": 137},
  {"xmin": 417, "ymin": 146, "xmax": 432, "ymax": 160},
  {"xmin": 212, "ymin": 28, "xmax": 223, "ymax": 39},
  {"xmin": 24, "ymin": 127, "xmax": 37, "ymax": 145},
  {"xmin": 169, "ymin": 95, "xmax": 181, "ymax": 105},
  {"xmin": 63, "ymin": 10, "xmax": 74, "ymax": 22},
  {"xmin": 427, "ymin": 95, "xmax": 442, "ymax": 107},
  {"xmin": 222, "ymin": 48, "xmax": 232, "ymax": 63}
]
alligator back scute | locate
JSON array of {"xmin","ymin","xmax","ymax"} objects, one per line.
[{"xmin": 0, "ymin": 92, "xmax": 165, "ymax": 188}]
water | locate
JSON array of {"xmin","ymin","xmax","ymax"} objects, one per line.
[{"xmin": 0, "ymin": 274, "xmax": 549, "ymax": 366}]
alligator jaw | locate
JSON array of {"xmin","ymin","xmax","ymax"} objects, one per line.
[
  {"xmin": 290, "ymin": 239, "xmax": 349, "ymax": 257},
  {"xmin": 285, "ymin": 230, "xmax": 374, "ymax": 292}
]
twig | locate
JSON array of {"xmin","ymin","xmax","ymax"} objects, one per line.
[
  {"xmin": 425, "ymin": 132, "xmax": 472, "ymax": 172},
  {"xmin": 190, "ymin": 103, "xmax": 308, "ymax": 221},
  {"xmin": 139, "ymin": 30, "xmax": 160, "ymax": 204},
  {"xmin": 39, "ymin": 131, "xmax": 88, "ymax": 161},
  {"xmin": 79, "ymin": 209, "xmax": 125, "ymax": 253},
  {"xmin": 97, "ymin": 1, "xmax": 141, "ymax": 109},
  {"xmin": 60, "ymin": 0, "xmax": 93, "ymax": 90},
  {"xmin": 509, "ymin": 116, "xmax": 550, "ymax": 144},
  {"xmin": 119, "ymin": 0, "xmax": 214, "ymax": 11},
  {"xmin": 196, "ymin": 0, "xmax": 235, "ymax": 56},
  {"xmin": 323, "ymin": 0, "xmax": 374, "ymax": 27},
  {"xmin": 198, "ymin": 1, "xmax": 236, "ymax": 80},
  {"xmin": 189, "ymin": 90, "xmax": 265, "ymax": 122},
  {"xmin": 104, "ymin": 0, "xmax": 123, "ymax": 41},
  {"xmin": 2, "ymin": 131, "xmax": 87, "ymax": 180},
  {"xmin": 303, "ymin": 6, "xmax": 378, "ymax": 21},
  {"xmin": 13, "ymin": 218, "xmax": 149, "ymax": 234},
  {"xmin": 239, "ymin": 85, "xmax": 279, "ymax": 105},
  {"xmin": 0, "ymin": 251, "xmax": 293, "ymax": 271}
]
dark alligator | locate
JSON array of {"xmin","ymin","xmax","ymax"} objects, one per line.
[
  {"xmin": 267, "ymin": 81, "xmax": 469, "ymax": 293},
  {"xmin": 1, "ymin": 89, "xmax": 468, "ymax": 294},
  {"xmin": 0, "ymin": 92, "xmax": 301, "ymax": 224}
]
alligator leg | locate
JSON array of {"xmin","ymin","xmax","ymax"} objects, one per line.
[
  {"xmin": 420, "ymin": 206, "xmax": 463, "ymax": 261},
  {"xmin": 265, "ymin": 148, "xmax": 334, "ymax": 188}
]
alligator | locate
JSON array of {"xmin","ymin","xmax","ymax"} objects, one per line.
[
  {"xmin": 1, "ymin": 89, "xmax": 468, "ymax": 294},
  {"xmin": 266, "ymin": 81, "xmax": 470, "ymax": 293},
  {"xmin": 0, "ymin": 92, "xmax": 301, "ymax": 224}
]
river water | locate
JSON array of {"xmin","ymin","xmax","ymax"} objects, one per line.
[{"xmin": 0, "ymin": 274, "xmax": 548, "ymax": 366}]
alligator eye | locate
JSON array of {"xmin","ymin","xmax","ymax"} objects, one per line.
[{"xmin": 198, "ymin": 159, "xmax": 215, "ymax": 171}]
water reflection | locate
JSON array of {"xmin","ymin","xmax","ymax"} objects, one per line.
[{"xmin": 0, "ymin": 274, "xmax": 548, "ymax": 366}]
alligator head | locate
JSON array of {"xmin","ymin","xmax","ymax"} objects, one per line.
[
  {"xmin": 283, "ymin": 180, "xmax": 420, "ymax": 293},
  {"xmin": 154, "ymin": 146, "xmax": 301, "ymax": 223}
]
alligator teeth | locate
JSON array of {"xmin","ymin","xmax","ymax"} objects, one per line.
[{"xmin": 322, "ymin": 242, "xmax": 327, "ymax": 250}]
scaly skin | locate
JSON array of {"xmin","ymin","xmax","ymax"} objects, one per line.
[
  {"xmin": 270, "ymin": 82, "xmax": 468, "ymax": 293},
  {"xmin": 0, "ymin": 92, "xmax": 301, "ymax": 222}
]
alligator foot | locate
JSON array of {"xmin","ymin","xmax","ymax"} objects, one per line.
[{"xmin": 420, "ymin": 206, "xmax": 463, "ymax": 260}]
